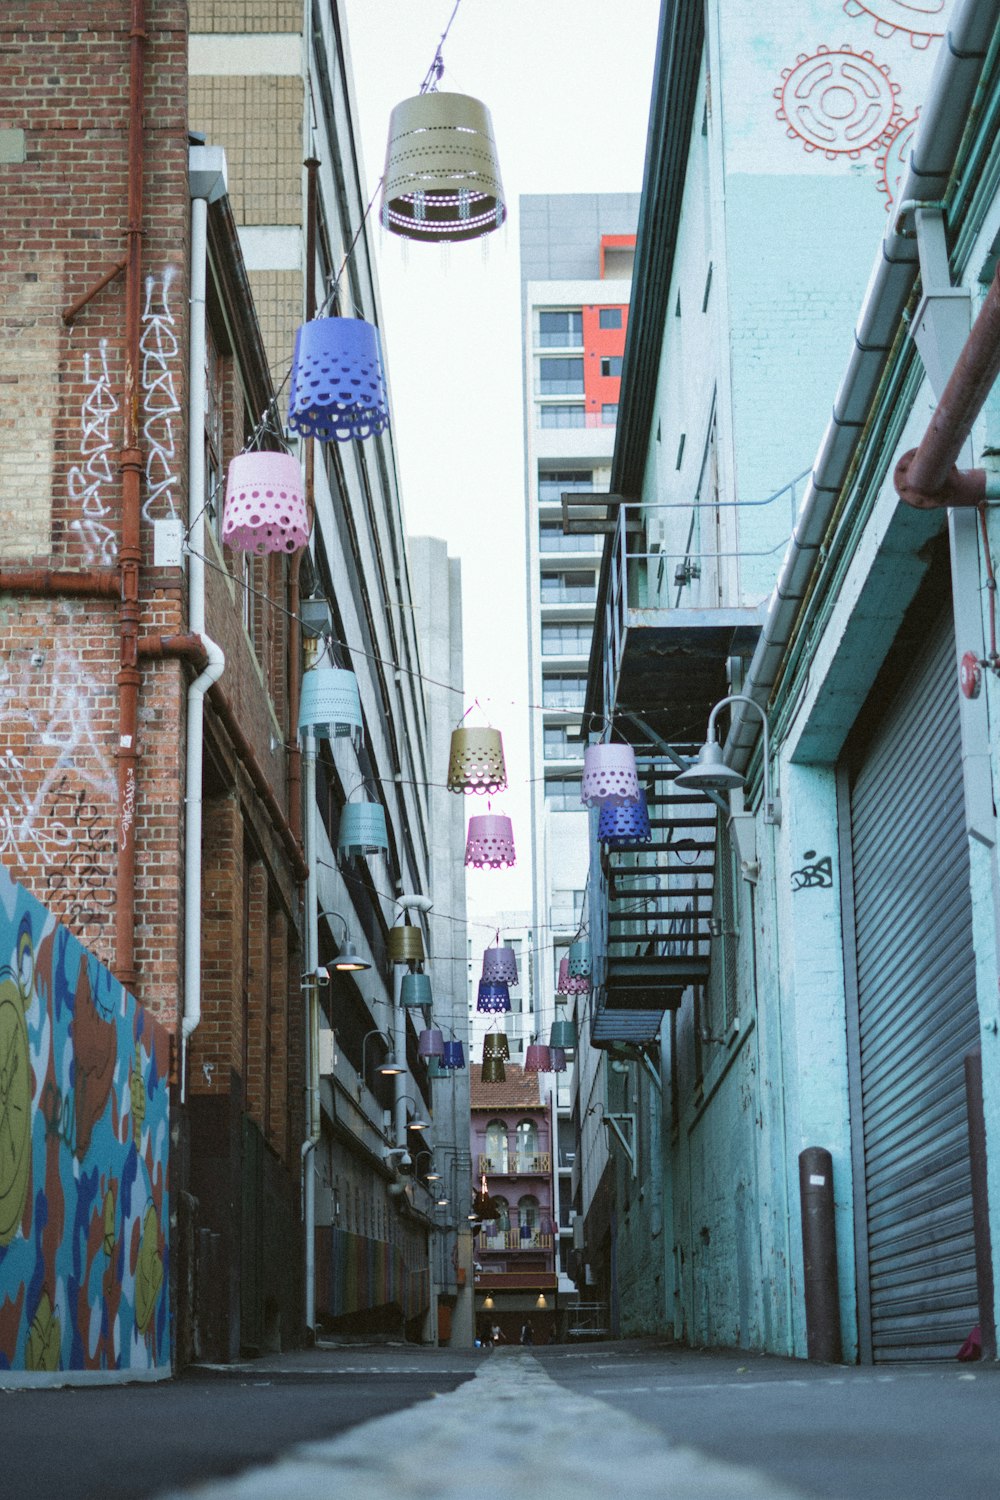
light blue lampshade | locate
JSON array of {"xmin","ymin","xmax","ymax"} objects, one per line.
[
  {"xmin": 338, "ymin": 800, "xmax": 389, "ymax": 857},
  {"xmin": 287, "ymin": 317, "xmax": 390, "ymax": 443},
  {"xmin": 549, "ymin": 1018, "xmax": 577, "ymax": 1049},
  {"xmin": 442, "ymin": 1039, "xmax": 465, "ymax": 1070},
  {"xmin": 418, "ymin": 1027, "xmax": 445, "ymax": 1058},
  {"xmin": 401, "ymin": 971, "xmax": 432, "ymax": 1008},
  {"xmin": 568, "ymin": 939, "xmax": 592, "ymax": 978},
  {"xmin": 599, "ymin": 789, "xmax": 652, "ymax": 846},
  {"xmin": 476, "ymin": 980, "xmax": 511, "ymax": 1014},
  {"xmin": 426, "ymin": 1054, "xmax": 448, "ymax": 1079},
  {"xmin": 299, "ymin": 668, "xmax": 363, "ymax": 744}
]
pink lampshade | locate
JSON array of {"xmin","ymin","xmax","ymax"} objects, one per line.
[
  {"xmin": 465, "ymin": 814, "xmax": 516, "ymax": 869},
  {"xmin": 581, "ymin": 742, "xmax": 640, "ymax": 808},
  {"xmin": 524, "ymin": 1043, "xmax": 552, "ymax": 1073},
  {"xmin": 556, "ymin": 955, "xmax": 589, "ymax": 996},
  {"xmin": 222, "ymin": 451, "xmax": 309, "ymax": 555}
]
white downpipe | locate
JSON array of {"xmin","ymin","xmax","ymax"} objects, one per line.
[
  {"xmin": 393, "ymin": 963, "xmax": 407, "ymax": 1148},
  {"xmin": 302, "ymin": 726, "xmax": 320, "ymax": 1334},
  {"xmin": 182, "ymin": 166, "xmax": 226, "ymax": 1100}
]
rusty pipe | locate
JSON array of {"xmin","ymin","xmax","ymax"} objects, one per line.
[
  {"xmin": 138, "ymin": 633, "xmax": 210, "ymax": 670},
  {"xmin": 896, "ymin": 260, "xmax": 1000, "ymax": 510},
  {"xmin": 0, "ymin": 568, "xmax": 119, "ymax": 597},
  {"xmin": 114, "ymin": 0, "xmax": 147, "ymax": 992},
  {"xmin": 62, "ymin": 258, "xmax": 127, "ymax": 326}
]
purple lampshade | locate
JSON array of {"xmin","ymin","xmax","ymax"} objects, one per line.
[
  {"xmin": 599, "ymin": 788, "xmax": 652, "ymax": 846},
  {"xmin": 524, "ymin": 1043, "xmax": 552, "ymax": 1073},
  {"xmin": 465, "ymin": 814, "xmax": 516, "ymax": 869},
  {"xmin": 417, "ymin": 1027, "xmax": 444, "ymax": 1058},
  {"xmin": 581, "ymin": 742, "xmax": 640, "ymax": 808},
  {"xmin": 222, "ymin": 452, "xmax": 309, "ymax": 555},
  {"xmin": 482, "ymin": 945, "xmax": 518, "ymax": 985},
  {"xmin": 477, "ymin": 980, "xmax": 511, "ymax": 1014},
  {"xmin": 287, "ymin": 317, "xmax": 390, "ymax": 443},
  {"xmin": 556, "ymin": 955, "xmax": 589, "ymax": 996},
  {"xmin": 442, "ymin": 1039, "xmax": 465, "ymax": 1070},
  {"xmin": 549, "ymin": 1046, "xmax": 567, "ymax": 1073}
]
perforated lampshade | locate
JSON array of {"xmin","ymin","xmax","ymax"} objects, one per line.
[
  {"xmin": 287, "ymin": 317, "xmax": 390, "ymax": 443},
  {"xmin": 549, "ymin": 1046, "xmax": 567, "ymax": 1073},
  {"xmin": 465, "ymin": 814, "xmax": 516, "ymax": 869},
  {"xmin": 447, "ymin": 727, "xmax": 507, "ymax": 795},
  {"xmin": 417, "ymin": 1027, "xmax": 444, "ymax": 1058},
  {"xmin": 481, "ymin": 945, "xmax": 518, "ymax": 985},
  {"xmin": 338, "ymin": 801, "xmax": 389, "ymax": 858},
  {"xmin": 299, "ymin": 668, "xmax": 363, "ymax": 745},
  {"xmin": 483, "ymin": 1032, "xmax": 509, "ymax": 1061},
  {"xmin": 550, "ymin": 1018, "xmax": 577, "ymax": 1049},
  {"xmin": 426, "ymin": 1055, "xmax": 448, "ymax": 1079},
  {"xmin": 388, "ymin": 925, "xmax": 425, "ymax": 964},
  {"xmin": 599, "ymin": 789, "xmax": 652, "ymax": 846},
  {"xmin": 381, "ymin": 91, "xmax": 506, "ymax": 243},
  {"xmin": 556, "ymin": 956, "xmax": 589, "ymax": 997},
  {"xmin": 581, "ymin": 742, "xmax": 640, "ymax": 808},
  {"xmin": 524, "ymin": 1043, "xmax": 552, "ymax": 1073},
  {"xmin": 222, "ymin": 452, "xmax": 309, "ymax": 556},
  {"xmin": 400, "ymin": 971, "xmax": 432, "ymax": 1008},
  {"xmin": 476, "ymin": 979, "xmax": 511, "ymax": 1014},
  {"xmin": 442, "ymin": 1039, "xmax": 465, "ymax": 1070},
  {"xmin": 568, "ymin": 939, "xmax": 592, "ymax": 978},
  {"xmin": 481, "ymin": 1053, "xmax": 506, "ymax": 1084}
]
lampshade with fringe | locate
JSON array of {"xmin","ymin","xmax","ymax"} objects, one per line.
[
  {"xmin": 287, "ymin": 317, "xmax": 389, "ymax": 443},
  {"xmin": 476, "ymin": 980, "xmax": 511, "ymax": 1014},
  {"xmin": 581, "ymin": 742, "xmax": 640, "ymax": 808},
  {"xmin": 381, "ymin": 91, "xmax": 505, "ymax": 243},
  {"xmin": 481, "ymin": 945, "xmax": 518, "ymax": 985},
  {"xmin": 465, "ymin": 813, "xmax": 516, "ymax": 868}
]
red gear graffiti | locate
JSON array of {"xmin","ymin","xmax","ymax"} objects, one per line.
[
  {"xmin": 875, "ymin": 111, "xmax": 918, "ymax": 211},
  {"xmin": 843, "ymin": 0, "xmax": 945, "ymax": 50},
  {"xmin": 774, "ymin": 44, "xmax": 901, "ymax": 160}
]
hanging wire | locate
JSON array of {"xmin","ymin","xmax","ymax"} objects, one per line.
[{"xmin": 419, "ymin": 0, "xmax": 463, "ymax": 93}]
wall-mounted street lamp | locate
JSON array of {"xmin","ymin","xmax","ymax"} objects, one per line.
[
  {"xmin": 397, "ymin": 1093, "xmax": 431, "ymax": 1133},
  {"xmin": 359, "ymin": 1028, "xmax": 404, "ymax": 1085},
  {"xmin": 674, "ymin": 694, "xmax": 780, "ymax": 882},
  {"xmin": 319, "ymin": 909, "xmax": 370, "ymax": 972}
]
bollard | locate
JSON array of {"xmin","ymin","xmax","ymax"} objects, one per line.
[{"xmin": 799, "ymin": 1147, "xmax": 842, "ymax": 1363}]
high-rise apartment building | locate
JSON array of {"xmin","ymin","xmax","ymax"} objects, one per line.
[{"xmin": 520, "ymin": 194, "xmax": 640, "ymax": 1285}]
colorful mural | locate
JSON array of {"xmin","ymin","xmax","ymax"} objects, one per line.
[
  {"xmin": 316, "ymin": 1226, "xmax": 430, "ymax": 1323},
  {"xmin": 0, "ymin": 864, "xmax": 169, "ymax": 1378}
]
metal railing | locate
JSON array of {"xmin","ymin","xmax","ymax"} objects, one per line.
[
  {"xmin": 480, "ymin": 1231, "xmax": 554, "ymax": 1251},
  {"xmin": 477, "ymin": 1153, "xmax": 552, "ymax": 1176}
]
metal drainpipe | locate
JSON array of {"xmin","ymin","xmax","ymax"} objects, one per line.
[
  {"xmin": 394, "ymin": 964, "xmax": 407, "ymax": 1149},
  {"xmin": 301, "ymin": 687, "xmax": 321, "ymax": 1335},
  {"xmin": 180, "ymin": 149, "xmax": 228, "ymax": 1098}
]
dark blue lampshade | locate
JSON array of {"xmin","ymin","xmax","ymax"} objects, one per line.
[
  {"xmin": 442, "ymin": 1039, "xmax": 465, "ymax": 1070},
  {"xmin": 599, "ymin": 788, "xmax": 652, "ymax": 846},
  {"xmin": 287, "ymin": 317, "xmax": 390, "ymax": 443},
  {"xmin": 519, "ymin": 1221, "xmax": 531, "ymax": 1241},
  {"xmin": 477, "ymin": 980, "xmax": 511, "ymax": 1014}
]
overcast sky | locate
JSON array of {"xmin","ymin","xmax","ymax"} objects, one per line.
[{"xmin": 342, "ymin": 0, "xmax": 661, "ymax": 924}]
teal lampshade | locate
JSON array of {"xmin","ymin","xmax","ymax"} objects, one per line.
[
  {"xmin": 338, "ymin": 800, "xmax": 388, "ymax": 857},
  {"xmin": 401, "ymin": 971, "xmax": 432, "ymax": 1008},
  {"xmin": 299, "ymin": 667, "xmax": 363, "ymax": 744},
  {"xmin": 550, "ymin": 1018, "xmax": 577, "ymax": 1049},
  {"xmin": 568, "ymin": 939, "xmax": 592, "ymax": 978}
]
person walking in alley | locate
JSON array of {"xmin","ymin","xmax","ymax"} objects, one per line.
[{"xmin": 520, "ymin": 1319, "xmax": 534, "ymax": 1346}]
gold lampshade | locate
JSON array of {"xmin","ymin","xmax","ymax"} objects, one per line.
[
  {"xmin": 483, "ymin": 1032, "xmax": 510, "ymax": 1061},
  {"xmin": 381, "ymin": 91, "xmax": 506, "ymax": 244},
  {"xmin": 388, "ymin": 924, "xmax": 425, "ymax": 964},
  {"xmin": 447, "ymin": 727, "xmax": 507, "ymax": 795},
  {"xmin": 480, "ymin": 1054, "xmax": 506, "ymax": 1084}
]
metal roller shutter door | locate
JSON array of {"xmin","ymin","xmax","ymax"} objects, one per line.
[{"xmin": 849, "ymin": 610, "xmax": 980, "ymax": 1361}]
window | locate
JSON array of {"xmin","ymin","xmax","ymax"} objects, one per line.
[
  {"xmin": 539, "ymin": 357, "xmax": 584, "ymax": 395},
  {"xmin": 542, "ymin": 674, "xmax": 586, "ymax": 708},
  {"xmin": 544, "ymin": 774, "xmax": 581, "ymax": 810},
  {"xmin": 539, "ymin": 521, "xmax": 597, "ymax": 553},
  {"xmin": 516, "ymin": 1120, "xmax": 539, "ymax": 1159},
  {"xmin": 541, "ymin": 623, "xmax": 592, "ymax": 656},
  {"xmin": 538, "ymin": 309, "xmax": 583, "ymax": 347},
  {"xmin": 600, "ymin": 356, "xmax": 623, "ymax": 378},
  {"xmin": 485, "ymin": 1119, "xmax": 509, "ymax": 1173},
  {"xmin": 602, "ymin": 403, "xmax": 619, "ymax": 425},
  {"xmin": 538, "ymin": 469, "xmax": 593, "ymax": 502},
  {"xmin": 540, "ymin": 403, "xmax": 586, "ymax": 428},
  {"xmin": 540, "ymin": 570, "xmax": 596, "ymax": 603},
  {"xmin": 518, "ymin": 1194, "xmax": 540, "ymax": 1237},
  {"xmin": 543, "ymin": 726, "xmax": 578, "ymax": 760},
  {"xmin": 598, "ymin": 307, "xmax": 622, "ymax": 330}
]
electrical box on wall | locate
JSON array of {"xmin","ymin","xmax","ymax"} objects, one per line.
[{"xmin": 317, "ymin": 1028, "xmax": 337, "ymax": 1076}]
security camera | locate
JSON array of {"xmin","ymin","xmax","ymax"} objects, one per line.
[
  {"xmin": 383, "ymin": 1146, "xmax": 411, "ymax": 1167},
  {"xmin": 315, "ymin": 965, "xmax": 330, "ymax": 984}
]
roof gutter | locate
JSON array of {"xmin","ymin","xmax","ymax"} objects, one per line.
[{"xmin": 726, "ymin": 0, "xmax": 999, "ymax": 773}]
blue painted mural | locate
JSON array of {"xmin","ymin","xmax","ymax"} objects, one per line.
[{"xmin": 0, "ymin": 864, "xmax": 170, "ymax": 1377}]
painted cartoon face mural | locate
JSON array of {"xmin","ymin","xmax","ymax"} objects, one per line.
[{"xmin": 0, "ymin": 865, "xmax": 170, "ymax": 1376}]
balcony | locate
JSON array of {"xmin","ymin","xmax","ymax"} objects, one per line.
[
  {"xmin": 480, "ymin": 1231, "xmax": 555, "ymax": 1252},
  {"xmin": 474, "ymin": 1271, "xmax": 558, "ymax": 1291},
  {"xmin": 477, "ymin": 1153, "xmax": 551, "ymax": 1176}
]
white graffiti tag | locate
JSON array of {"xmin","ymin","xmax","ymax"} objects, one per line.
[
  {"xmin": 67, "ymin": 340, "xmax": 119, "ymax": 565},
  {"xmin": 141, "ymin": 265, "xmax": 181, "ymax": 523}
]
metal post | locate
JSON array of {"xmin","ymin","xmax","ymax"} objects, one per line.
[
  {"xmin": 798, "ymin": 1147, "xmax": 842, "ymax": 1363},
  {"xmin": 964, "ymin": 1050, "xmax": 997, "ymax": 1360}
]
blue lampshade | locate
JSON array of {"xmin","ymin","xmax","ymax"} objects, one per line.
[
  {"xmin": 519, "ymin": 1221, "xmax": 531, "ymax": 1241},
  {"xmin": 442, "ymin": 1039, "xmax": 465, "ymax": 1070},
  {"xmin": 400, "ymin": 971, "xmax": 432, "ymax": 1008},
  {"xmin": 476, "ymin": 979, "xmax": 511, "ymax": 1014},
  {"xmin": 549, "ymin": 1046, "xmax": 567, "ymax": 1073},
  {"xmin": 338, "ymin": 800, "xmax": 389, "ymax": 857},
  {"xmin": 287, "ymin": 317, "xmax": 390, "ymax": 443},
  {"xmin": 599, "ymin": 788, "xmax": 652, "ymax": 847},
  {"xmin": 299, "ymin": 667, "xmax": 363, "ymax": 744}
]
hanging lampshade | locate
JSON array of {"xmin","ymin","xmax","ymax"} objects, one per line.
[
  {"xmin": 568, "ymin": 939, "xmax": 592, "ymax": 978},
  {"xmin": 388, "ymin": 925, "xmax": 425, "ymax": 964},
  {"xmin": 581, "ymin": 742, "xmax": 640, "ymax": 808},
  {"xmin": 299, "ymin": 668, "xmax": 363, "ymax": 745},
  {"xmin": 381, "ymin": 91, "xmax": 506, "ymax": 243},
  {"xmin": 524, "ymin": 1043, "xmax": 552, "ymax": 1073},
  {"xmin": 447, "ymin": 727, "xmax": 506, "ymax": 795},
  {"xmin": 464, "ymin": 814, "xmax": 516, "ymax": 869},
  {"xmin": 442, "ymin": 1039, "xmax": 465, "ymax": 1070},
  {"xmin": 482, "ymin": 945, "xmax": 518, "ymax": 985},
  {"xmin": 418, "ymin": 1026, "xmax": 444, "ymax": 1058},
  {"xmin": 338, "ymin": 801, "xmax": 389, "ymax": 859},
  {"xmin": 550, "ymin": 1018, "xmax": 577, "ymax": 1049},
  {"xmin": 476, "ymin": 979, "xmax": 511, "ymax": 1014},
  {"xmin": 483, "ymin": 1032, "xmax": 509, "ymax": 1061},
  {"xmin": 519, "ymin": 1220, "xmax": 531, "ymax": 1241},
  {"xmin": 481, "ymin": 1053, "xmax": 506, "ymax": 1084},
  {"xmin": 599, "ymin": 788, "xmax": 652, "ymax": 847},
  {"xmin": 556, "ymin": 956, "xmax": 589, "ymax": 997},
  {"xmin": 549, "ymin": 1046, "xmax": 567, "ymax": 1073},
  {"xmin": 426, "ymin": 1054, "xmax": 448, "ymax": 1079},
  {"xmin": 400, "ymin": 971, "xmax": 432, "ymax": 1008},
  {"xmin": 287, "ymin": 316, "xmax": 390, "ymax": 443},
  {"xmin": 221, "ymin": 451, "xmax": 309, "ymax": 555}
]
